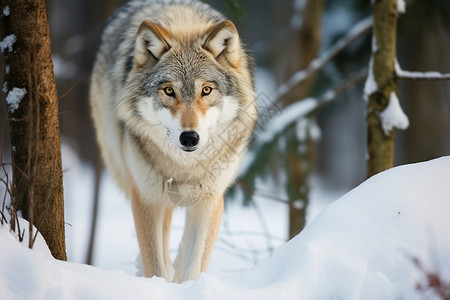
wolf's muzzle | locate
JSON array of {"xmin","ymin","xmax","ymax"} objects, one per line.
[{"xmin": 180, "ymin": 131, "xmax": 199, "ymax": 152}]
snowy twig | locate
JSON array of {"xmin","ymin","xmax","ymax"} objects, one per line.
[
  {"xmin": 275, "ymin": 16, "xmax": 373, "ymax": 101},
  {"xmin": 396, "ymin": 60, "xmax": 450, "ymax": 81},
  {"xmin": 395, "ymin": 60, "xmax": 450, "ymax": 80},
  {"xmin": 397, "ymin": 72, "xmax": 450, "ymax": 80},
  {"xmin": 239, "ymin": 68, "xmax": 367, "ymax": 184},
  {"xmin": 258, "ymin": 68, "xmax": 368, "ymax": 145}
]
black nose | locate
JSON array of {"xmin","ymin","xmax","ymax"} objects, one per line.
[{"xmin": 179, "ymin": 131, "xmax": 199, "ymax": 150}]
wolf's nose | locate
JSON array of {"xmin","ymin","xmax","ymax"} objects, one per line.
[{"xmin": 179, "ymin": 131, "xmax": 199, "ymax": 150}]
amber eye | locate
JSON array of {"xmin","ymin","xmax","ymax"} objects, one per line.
[
  {"xmin": 163, "ymin": 87, "xmax": 175, "ymax": 97},
  {"xmin": 202, "ymin": 86, "xmax": 212, "ymax": 96}
]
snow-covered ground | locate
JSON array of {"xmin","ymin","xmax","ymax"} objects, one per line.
[
  {"xmin": 2, "ymin": 154, "xmax": 450, "ymax": 299},
  {"xmin": 62, "ymin": 143, "xmax": 336, "ymax": 276}
]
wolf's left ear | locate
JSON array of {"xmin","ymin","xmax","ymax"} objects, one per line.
[
  {"xmin": 203, "ymin": 20, "xmax": 241, "ymax": 68},
  {"xmin": 135, "ymin": 21, "xmax": 171, "ymax": 68}
]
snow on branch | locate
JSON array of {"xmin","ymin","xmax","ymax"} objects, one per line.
[
  {"xmin": 397, "ymin": 0, "xmax": 406, "ymax": 14},
  {"xmin": 239, "ymin": 69, "xmax": 367, "ymax": 177},
  {"xmin": 274, "ymin": 16, "xmax": 373, "ymax": 102},
  {"xmin": 379, "ymin": 92, "xmax": 409, "ymax": 135},
  {"xmin": 395, "ymin": 60, "xmax": 450, "ymax": 81},
  {"xmin": 260, "ymin": 68, "xmax": 368, "ymax": 144}
]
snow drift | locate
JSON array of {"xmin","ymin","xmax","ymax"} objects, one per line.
[{"xmin": 1, "ymin": 156, "xmax": 450, "ymax": 299}]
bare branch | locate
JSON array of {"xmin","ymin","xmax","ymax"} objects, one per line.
[
  {"xmin": 308, "ymin": 67, "xmax": 368, "ymax": 115},
  {"xmin": 274, "ymin": 16, "xmax": 373, "ymax": 102},
  {"xmin": 58, "ymin": 79, "xmax": 83, "ymax": 100}
]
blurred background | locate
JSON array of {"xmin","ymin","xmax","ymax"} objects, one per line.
[
  {"xmin": 1, "ymin": 0, "xmax": 449, "ymax": 274},
  {"xmin": 42, "ymin": 0, "xmax": 450, "ymax": 187}
]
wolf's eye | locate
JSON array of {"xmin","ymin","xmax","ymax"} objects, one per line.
[
  {"xmin": 163, "ymin": 87, "xmax": 175, "ymax": 97},
  {"xmin": 202, "ymin": 86, "xmax": 212, "ymax": 96}
]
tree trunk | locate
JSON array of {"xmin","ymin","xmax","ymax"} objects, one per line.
[
  {"xmin": 366, "ymin": 0, "xmax": 399, "ymax": 177},
  {"xmin": 1, "ymin": 0, "xmax": 67, "ymax": 260},
  {"xmin": 283, "ymin": 0, "xmax": 324, "ymax": 239}
]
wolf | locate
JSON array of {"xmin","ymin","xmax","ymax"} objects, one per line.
[{"xmin": 90, "ymin": 0, "xmax": 257, "ymax": 282}]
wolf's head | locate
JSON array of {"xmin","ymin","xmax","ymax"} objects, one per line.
[{"xmin": 117, "ymin": 11, "xmax": 255, "ymax": 155}]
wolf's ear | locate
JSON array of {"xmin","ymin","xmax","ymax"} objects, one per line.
[
  {"xmin": 203, "ymin": 20, "xmax": 241, "ymax": 68},
  {"xmin": 135, "ymin": 21, "xmax": 171, "ymax": 68}
]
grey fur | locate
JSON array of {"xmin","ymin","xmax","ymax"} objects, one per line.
[{"xmin": 90, "ymin": 0, "xmax": 257, "ymax": 282}]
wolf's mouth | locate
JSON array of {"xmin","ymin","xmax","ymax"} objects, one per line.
[{"xmin": 182, "ymin": 147, "xmax": 197, "ymax": 152}]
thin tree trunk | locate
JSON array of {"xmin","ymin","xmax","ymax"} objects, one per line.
[
  {"xmin": 284, "ymin": 0, "xmax": 324, "ymax": 239},
  {"xmin": 86, "ymin": 149, "xmax": 102, "ymax": 265},
  {"xmin": 366, "ymin": 0, "xmax": 399, "ymax": 177},
  {"xmin": 1, "ymin": 0, "xmax": 67, "ymax": 260}
]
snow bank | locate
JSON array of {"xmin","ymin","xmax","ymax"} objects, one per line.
[{"xmin": 1, "ymin": 156, "xmax": 450, "ymax": 299}]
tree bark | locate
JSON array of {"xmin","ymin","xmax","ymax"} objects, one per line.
[
  {"xmin": 284, "ymin": 0, "xmax": 324, "ymax": 239},
  {"xmin": 366, "ymin": 0, "xmax": 399, "ymax": 177},
  {"xmin": 1, "ymin": 0, "xmax": 67, "ymax": 260}
]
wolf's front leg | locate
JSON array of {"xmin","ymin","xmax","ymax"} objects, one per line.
[
  {"xmin": 131, "ymin": 189, "xmax": 172, "ymax": 281},
  {"xmin": 173, "ymin": 196, "xmax": 224, "ymax": 282}
]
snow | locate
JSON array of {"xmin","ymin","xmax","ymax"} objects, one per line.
[
  {"xmin": 379, "ymin": 91, "xmax": 409, "ymax": 135},
  {"xmin": 371, "ymin": 34, "xmax": 378, "ymax": 53},
  {"xmin": 52, "ymin": 55, "xmax": 78, "ymax": 79},
  {"xmin": 397, "ymin": 0, "xmax": 406, "ymax": 14},
  {"xmin": 2, "ymin": 155, "xmax": 450, "ymax": 299},
  {"xmin": 395, "ymin": 60, "xmax": 450, "ymax": 80},
  {"xmin": 61, "ymin": 143, "xmax": 289, "ymax": 275},
  {"xmin": 296, "ymin": 118, "xmax": 321, "ymax": 149},
  {"xmin": 364, "ymin": 32, "xmax": 379, "ymax": 103},
  {"xmin": 276, "ymin": 16, "xmax": 373, "ymax": 102},
  {"xmin": 363, "ymin": 56, "xmax": 377, "ymax": 102},
  {"xmin": 6, "ymin": 87, "xmax": 27, "ymax": 113},
  {"xmin": 258, "ymin": 98, "xmax": 317, "ymax": 143},
  {"xmin": 0, "ymin": 34, "xmax": 16, "ymax": 53},
  {"xmin": 3, "ymin": 5, "xmax": 9, "ymax": 16},
  {"xmin": 3, "ymin": 215, "xmax": 52, "ymax": 259}
]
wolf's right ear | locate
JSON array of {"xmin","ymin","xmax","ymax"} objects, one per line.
[{"xmin": 134, "ymin": 21, "xmax": 171, "ymax": 68}]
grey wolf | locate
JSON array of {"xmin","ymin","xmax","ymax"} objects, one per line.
[{"xmin": 90, "ymin": 0, "xmax": 257, "ymax": 282}]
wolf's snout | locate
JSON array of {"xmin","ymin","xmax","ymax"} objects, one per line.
[{"xmin": 179, "ymin": 131, "xmax": 199, "ymax": 151}]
